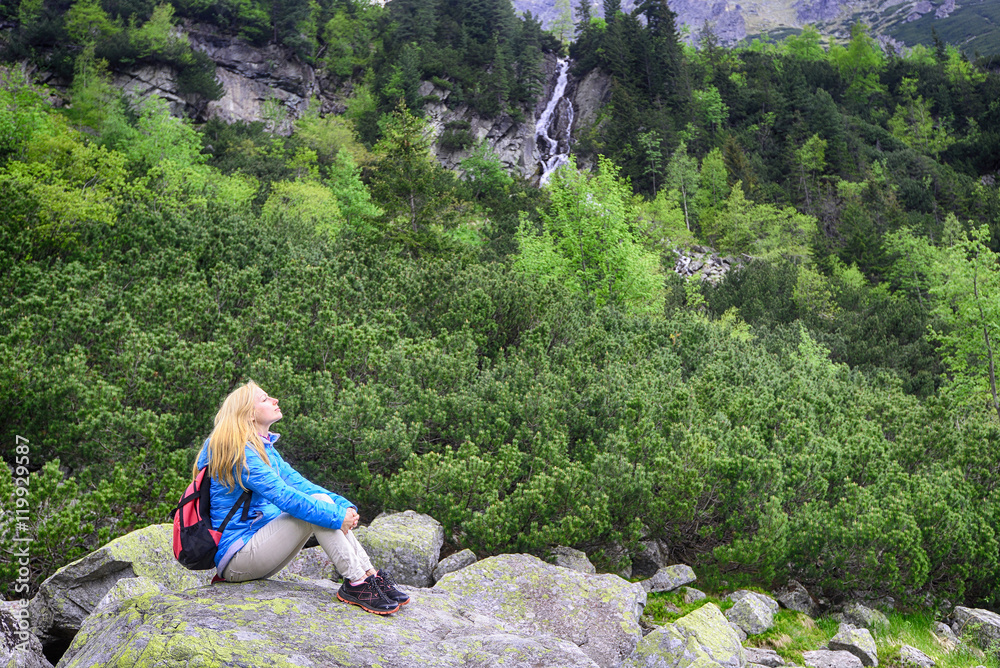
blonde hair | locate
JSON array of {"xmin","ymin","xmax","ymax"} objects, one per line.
[{"xmin": 194, "ymin": 380, "xmax": 272, "ymax": 491}]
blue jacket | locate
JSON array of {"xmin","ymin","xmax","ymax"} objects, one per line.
[{"xmin": 196, "ymin": 432, "xmax": 356, "ymax": 574}]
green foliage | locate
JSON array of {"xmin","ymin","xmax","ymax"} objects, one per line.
[
  {"xmin": 459, "ymin": 140, "xmax": 513, "ymax": 200},
  {"xmin": 701, "ymin": 182, "xmax": 818, "ymax": 259},
  {"xmin": 293, "ymin": 98, "xmax": 370, "ymax": 166},
  {"xmin": 928, "ymin": 224, "xmax": 1000, "ymax": 422},
  {"xmin": 829, "ymin": 22, "xmax": 888, "ymax": 108},
  {"xmin": 438, "ymin": 120, "xmax": 475, "ymax": 151},
  {"xmin": 887, "ymin": 78, "xmax": 954, "ymax": 156},
  {"xmin": 0, "ymin": 450, "xmax": 189, "ymax": 598},
  {"xmin": 515, "ymin": 156, "xmax": 664, "ymax": 316},
  {"xmin": 367, "ymin": 102, "xmax": 470, "ymax": 253}
]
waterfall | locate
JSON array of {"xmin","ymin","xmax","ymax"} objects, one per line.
[{"xmin": 535, "ymin": 58, "xmax": 575, "ymax": 186}]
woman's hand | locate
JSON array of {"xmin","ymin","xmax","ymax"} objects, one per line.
[{"xmin": 342, "ymin": 508, "xmax": 359, "ymax": 535}]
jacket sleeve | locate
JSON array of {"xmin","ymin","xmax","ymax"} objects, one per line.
[
  {"xmin": 242, "ymin": 447, "xmax": 347, "ymax": 530},
  {"xmin": 268, "ymin": 447, "xmax": 357, "ymax": 510}
]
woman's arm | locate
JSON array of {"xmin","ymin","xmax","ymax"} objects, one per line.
[
  {"xmin": 243, "ymin": 448, "xmax": 349, "ymax": 530},
  {"xmin": 269, "ymin": 447, "xmax": 356, "ymax": 510}
]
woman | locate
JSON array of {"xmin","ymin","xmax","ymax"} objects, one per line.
[{"xmin": 196, "ymin": 380, "xmax": 409, "ymax": 615}]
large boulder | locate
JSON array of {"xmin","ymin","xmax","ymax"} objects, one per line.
[
  {"xmin": 26, "ymin": 522, "xmax": 322, "ymax": 651},
  {"xmin": 745, "ymin": 647, "xmax": 784, "ymax": 667},
  {"xmin": 725, "ymin": 594, "xmax": 775, "ymax": 636},
  {"xmin": 432, "ymin": 549, "xmax": 478, "ymax": 584},
  {"xmin": 805, "ymin": 651, "xmax": 865, "ymax": 668},
  {"xmin": 842, "ymin": 604, "xmax": 889, "ymax": 632},
  {"xmin": 356, "ymin": 510, "xmax": 445, "ymax": 588},
  {"xmin": 727, "ymin": 590, "xmax": 779, "ymax": 615},
  {"xmin": 683, "ymin": 587, "xmax": 707, "ymax": 604},
  {"xmin": 641, "ymin": 564, "xmax": 697, "ymax": 593},
  {"xmin": 624, "ymin": 602, "xmax": 745, "ymax": 668},
  {"xmin": 28, "ymin": 524, "xmax": 212, "ymax": 647},
  {"xmin": 550, "ymin": 546, "xmax": 596, "ymax": 574},
  {"xmin": 1, "ymin": 603, "xmax": 52, "ymax": 668},
  {"xmin": 59, "ymin": 554, "xmax": 645, "ymax": 668},
  {"xmin": 776, "ymin": 580, "xmax": 818, "ymax": 617},
  {"xmin": 953, "ymin": 607, "xmax": 1000, "ymax": 658},
  {"xmin": 829, "ymin": 626, "xmax": 878, "ymax": 667},
  {"xmin": 632, "ymin": 538, "xmax": 671, "ymax": 578},
  {"xmin": 899, "ymin": 645, "xmax": 935, "ymax": 668},
  {"xmin": 435, "ymin": 553, "xmax": 646, "ymax": 667}
]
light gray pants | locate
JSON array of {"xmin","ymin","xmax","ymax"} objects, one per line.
[{"xmin": 222, "ymin": 494, "xmax": 374, "ymax": 583}]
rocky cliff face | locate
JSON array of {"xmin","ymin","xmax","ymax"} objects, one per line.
[
  {"xmin": 419, "ymin": 54, "xmax": 610, "ymax": 181},
  {"xmin": 512, "ymin": 0, "xmax": 979, "ymax": 46},
  {"xmin": 34, "ymin": 22, "xmax": 608, "ymax": 182}
]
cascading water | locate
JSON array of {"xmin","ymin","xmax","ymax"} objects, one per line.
[{"xmin": 535, "ymin": 58, "xmax": 575, "ymax": 185}]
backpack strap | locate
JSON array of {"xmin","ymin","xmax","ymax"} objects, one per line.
[{"xmin": 218, "ymin": 489, "xmax": 253, "ymax": 534}]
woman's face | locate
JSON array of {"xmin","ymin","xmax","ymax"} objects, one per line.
[{"xmin": 253, "ymin": 389, "xmax": 282, "ymax": 432}]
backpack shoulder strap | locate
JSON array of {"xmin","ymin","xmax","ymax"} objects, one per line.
[{"xmin": 218, "ymin": 488, "xmax": 253, "ymax": 534}]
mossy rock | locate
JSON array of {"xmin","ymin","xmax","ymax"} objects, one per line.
[
  {"xmin": 434, "ymin": 553, "xmax": 646, "ymax": 668},
  {"xmin": 356, "ymin": 510, "xmax": 444, "ymax": 588},
  {"xmin": 625, "ymin": 603, "xmax": 745, "ymax": 668},
  {"xmin": 29, "ymin": 524, "xmax": 211, "ymax": 646},
  {"xmin": 59, "ymin": 562, "xmax": 643, "ymax": 668}
]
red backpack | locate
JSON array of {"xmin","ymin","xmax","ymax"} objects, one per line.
[{"xmin": 171, "ymin": 467, "xmax": 252, "ymax": 571}]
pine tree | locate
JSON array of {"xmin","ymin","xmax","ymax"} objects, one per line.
[{"xmin": 550, "ymin": 0, "xmax": 574, "ymax": 44}]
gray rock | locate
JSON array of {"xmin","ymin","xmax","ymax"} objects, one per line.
[
  {"xmin": 90, "ymin": 577, "xmax": 162, "ymax": 615},
  {"xmin": 842, "ymin": 603, "xmax": 889, "ymax": 631},
  {"xmin": 953, "ymin": 607, "xmax": 1000, "ymax": 658},
  {"xmin": 776, "ymin": 580, "xmax": 818, "ymax": 617},
  {"xmin": 571, "ymin": 67, "xmax": 612, "ymax": 134},
  {"xmin": 829, "ymin": 626, "xmax": 878, "ymax": 667},
  {"xmin": 282, "ymin": 545, "xmax": 338, "ymax": 580},
  {"xmin": 60, "ymin": 554, "xmax": 644, "ymax": 668},
  {"xmin": 632, "ymin": 538, "xmax": 671, "ymax": 578},
  {"xmin": 641, "ymin": 564, "xmax": 697, "ymax": 593},
  {"xmin": 355, "ymin": 510, "xmax": 444, "ymax": 588},
  {"xmin": 730, "ymin": 621, "xmax": 749, "ymax": 642},
  {"xmin": 550, "ymin": 546, "xmax": 596, "ymax": 574},
  {"xmin": 725, "ymin": 592, "xmax": 775, "ymax": 636},
  {"xmin": 934, "ymin": 621, "xmax": 957, "ymax": 641},
  {"xmin": 1, "ymin": 603, "xmax": 52, "ymax": 668},
  {"xmin": 624, "ymin": 603, "xmax": 746, "ymax": 668},
  {"xmin": 745, "ymin": 647, "xmax": 785, "ymax": 667},
  {"xmin": 728, "ymin": 590, "xmax": 780, "ymax": 615},
  {"xmin": 437, "ymin": 553, "xmax": 646, "ymax": 667},
  {"xmin": 898, "ymin": 645, "xmax": 935, "ymax": 668},
  {"xmin": 28, "ymin": 524, "xmax": 212, "ymax": 647},
  {"xmin": 683, "ymin": 587, "xmax": 707, "ymax": 604},
  {"xmin": 600, "ymin": 542, "xmax": 633, "ymax": 579},
  {"xmin": 804, "ymin": 650, "xmax": 866, "ymax": 668},
  {"xmin": 432, "ymin": 548, "xmax": 477, "ymax": 583}
]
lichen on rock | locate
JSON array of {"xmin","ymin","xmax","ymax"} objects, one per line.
[
  {"xmin": 57, "ymin": 553, "xmax": 647, "ymax": 668},
  {"xmin": 625, "ymin": 603, "xmax": 745, "ymax": 668}
]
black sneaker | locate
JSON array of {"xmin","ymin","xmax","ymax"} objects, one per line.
[
  {"xmin": 374, "ymin": 569, "xmax": 410, "ymax": 606},
  {"xmin": 337, "ymin": 575, "xmax": 400, "ymax": 615}
]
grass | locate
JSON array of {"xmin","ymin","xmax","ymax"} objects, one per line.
[
  {"xmin": 643, "ymin": 590, "xmax": 1000, "ymax": 668},
  {"xmin": 745, "ymin": 610, "xmax": 840, "ymax": 665},
  {"xmin": 875, "ymin": 612, "xmax": 997, "ymax": 668}
]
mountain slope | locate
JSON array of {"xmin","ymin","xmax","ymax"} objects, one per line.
[{"xmin": 511, "ymin": 0, "xmax": 1000, "ymax": 54}]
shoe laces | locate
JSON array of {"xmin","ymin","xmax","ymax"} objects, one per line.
[
  {"xmin": 368, "ymin": 574, "xmax": 395, "ymax": 602},
  {"xmin": 376, "ymin": 570, "xmax": 400, "ymax": 590}
]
